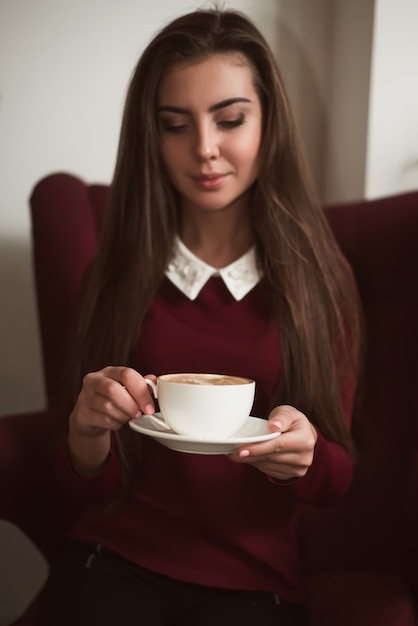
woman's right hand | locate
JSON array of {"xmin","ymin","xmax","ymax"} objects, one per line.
[
  {"xmin": 68, "ymin": 366, "xmax": 156, "ymax": 477},
  {"xmin": 70, "ymin": 366, "xmax": 156, "ymax": 437}
]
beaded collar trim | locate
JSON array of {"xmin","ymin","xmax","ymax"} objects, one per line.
[{"xmin": 165, "ymin": 237, "xmax": 263, "ymax": 301}]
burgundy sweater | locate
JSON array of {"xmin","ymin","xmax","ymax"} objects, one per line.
[{"xmin": 55, "ymin": 276, "xmax": 354, "ymax": 603}]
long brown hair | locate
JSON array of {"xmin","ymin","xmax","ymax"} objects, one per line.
[{"xmin": 66, "ymin": 6, "xmax": 362, "ymax": 501}]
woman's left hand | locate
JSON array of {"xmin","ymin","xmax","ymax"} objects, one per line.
[{"xmin": 229, "ymin": 405, "xmax": 317, "ymax": 481}]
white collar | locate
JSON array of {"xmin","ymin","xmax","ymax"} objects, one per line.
[{"xmin": 165, "ymin": 237, "xmax": 263, "ymax": 301}]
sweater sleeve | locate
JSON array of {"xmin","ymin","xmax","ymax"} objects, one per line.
[
  {"xmin": 276, "ymin": 431, "xmax": 354, "ymax": 506},
  {"xmin": 53, "ymin": 434, "xmax": 120, "ymax": 505},
  {"xmin": 270, "ymin": 357, "xmax": 356, "ymax": 505},
  {"xmin": 289, "ymin": 324, "xmax": 358, "ymax": 505},
  {"xmin": 267, "ymin": 319, "xmax": 358, "ymax": 505}
]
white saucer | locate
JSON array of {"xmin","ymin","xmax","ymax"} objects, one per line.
[{"xmin": 129, "ymin": 413, "xmax": 280, "ymax": 455}]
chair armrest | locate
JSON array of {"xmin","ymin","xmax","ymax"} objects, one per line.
[{"xmin": 0, "ymin": 409, "xmax": 74, "ymax": 562}]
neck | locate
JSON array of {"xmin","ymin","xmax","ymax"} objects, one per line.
[{"xmin": 179, "ymin": 202, "xmax": 254, "ymax": 268}]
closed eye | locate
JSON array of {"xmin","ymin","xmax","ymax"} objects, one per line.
[
  {"xmin": 218, "ymin": 114, "xmax": 245, "ymax": 129},
  {"xmin": 159, "ymin": 112, "xmax": 246, "ymax": 133},
  {"xmin": 161, "ymin": 122, "xmax": 189, "ymax": 134}
]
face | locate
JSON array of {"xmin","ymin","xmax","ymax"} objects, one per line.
[{"xmin": 157, "ymin": 54, "xmax": 263, "ymax": 215}]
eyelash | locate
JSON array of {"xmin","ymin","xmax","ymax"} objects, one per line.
[
  {"xmin": 162, "ymin": 114, "xmax": 245, "ymax": 134},
  {"xmin": 220, "ymin": 115, "xmax": 245, "ymax": 129}
]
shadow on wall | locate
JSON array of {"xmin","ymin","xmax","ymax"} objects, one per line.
[
  {"xmin": 0, "ymin": 237, "xmax": 45, "ymax": 417},
  {"xmin": 275, "ymin": 6, "xmax": 332, "ymax": 202}
]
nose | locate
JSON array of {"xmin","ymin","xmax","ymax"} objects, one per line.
[{"xmin": 194, "ymin": 123, "xmax": 220, "ymax": 161}]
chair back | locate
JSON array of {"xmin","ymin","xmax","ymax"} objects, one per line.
[{"xmin": 30, "ymin": 172, "xmax": 109, "ymax": 406}]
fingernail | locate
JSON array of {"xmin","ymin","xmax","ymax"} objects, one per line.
[
  {"xmin": 271, "ymin": 420, "xmax": 282, "ymax": 430},
  {"xmin": 144, "ymin": 404, "xmax": 155, "ymax": 415},
  {"xmin": 239, "ymin": 449, "xmax": 250, "ymax": 458}
]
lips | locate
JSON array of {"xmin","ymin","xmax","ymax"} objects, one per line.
[{"xmin": 193, "ymin": 173, "xmax": 227, "ymax": 189}]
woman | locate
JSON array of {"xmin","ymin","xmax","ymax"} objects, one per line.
[{"xmin": 39, "ymin": 6, "xmax": 362, "ymax": 626}]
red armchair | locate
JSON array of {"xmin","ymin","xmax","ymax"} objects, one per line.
[
  {"xmin": 1, "ymin": 172, "xmax": 417, "ymax": 624},
  {"xmin": 299, "ymin": 191, "xmax": 418, "ymax": 624}
]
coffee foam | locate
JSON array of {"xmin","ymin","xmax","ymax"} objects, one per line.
[{"xmin": 163, "ymin": 373, "xmax": 251, "ymax": 386}]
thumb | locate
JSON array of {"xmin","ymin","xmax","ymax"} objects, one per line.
[{"xmin": 268, "ymin": 404, "xmax": 297, "ymax": 433}]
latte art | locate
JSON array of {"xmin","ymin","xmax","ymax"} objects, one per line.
[{"xmin": 162, "ymin": 373, "xmax": 251, "ymax": 386}]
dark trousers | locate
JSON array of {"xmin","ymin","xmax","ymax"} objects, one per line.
[{"xmin": 37, "ymin": 541, "xmax": 308, "ymax": 626}]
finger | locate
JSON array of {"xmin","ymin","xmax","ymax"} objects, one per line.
[
  {"xmin": 100, "ymin": 367, "xmax": 156, "ymax": 415},
  {"xmin": 90, "ymin": 389, "xmax": 137, "ymax": 424},
  {"xmin": 70, "ymin": 397, "xmax": 127, "ymax": 436},
  {"xmin": 230, "ymin": 420, "xmax": 316, "ymax": 464},
  {"xmin": 83, "ymin": 371, "xmax": 139, "ymax": 417},
  {"xmin": 228, "ymin": 449, "xmax": 305, "ymax": 480},
  {"xmin": 234, "ymin": 431, "xmax": 315, "ymax": 463},
  {"xmin": 83, "ymin": 406, "xmax": 127, "ymax": 432},
  {"xmin": 74, "ymin": 388, "xmax": 132, "ymax": 434},
  {"xmin": 230, "ymin": 427, "xmax": 283, "ymax": 460},
  {"xmin": 230, "ymin": 446, "xmax": 313, "ymax": 479},
  {"xmin": 231, "ymin": 444, "xmax": 302, "ymax": 465},
  {"xmin": 239, "ymin": 449, "xmax": 312, "ymax": 468}
]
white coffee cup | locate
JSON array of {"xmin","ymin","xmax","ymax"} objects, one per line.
[{"xmin": 144, "ymin": 373, "xmax": 255, "ymax": 439}]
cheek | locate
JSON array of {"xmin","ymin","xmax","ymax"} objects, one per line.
[
  {"xmin": 160, "ymin": 142, "xmax": 178, "ymax": 174},
  {"xmin": 235, "ymin": 133, "xmax": 261, "ymax": 170},
  {"xmin": 162, "ymin": 138, "xmax": 190, "ymax": 170}
]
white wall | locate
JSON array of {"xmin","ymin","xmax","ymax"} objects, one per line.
[
  {"xmin": 322, "ymin": 0, "xmax": 418, "ymax": 204},
  {"xmin": 365, "ymin": 0, "xmax": 418, "ymax": 197}
]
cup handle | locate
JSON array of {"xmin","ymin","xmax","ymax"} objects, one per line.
[{"xmin": 145, "ymin": 378, "xmax": 158, "ymax": 399}]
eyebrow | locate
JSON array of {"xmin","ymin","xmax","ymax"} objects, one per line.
[{"xmin": 157, "ymin": 97, "xmax": 251, "ymax": 115}]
